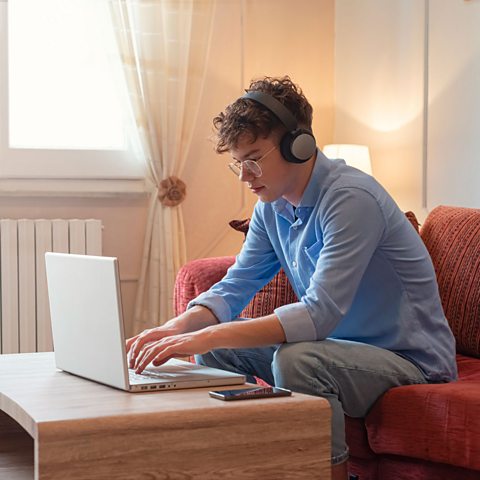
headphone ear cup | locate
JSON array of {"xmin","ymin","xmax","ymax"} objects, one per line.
[
  {"xmin": 280, "ymin": 130, "xmax": 316, "ymax": 164},
  {"xmin": 280, "ymin": 132, "xmax": 298, "ymax": 163}
]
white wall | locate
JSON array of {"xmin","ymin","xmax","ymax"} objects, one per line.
[
  {"xmin": 334, "ymin": 0, "xmax": 426, "ymax": 217},
  {"xmin": 427, "ymin": 0, "xmax": 480, "ymax": 209},
  {"xmin": 334, "ymin": 0, "xmax": 480, "ymax": 217}
]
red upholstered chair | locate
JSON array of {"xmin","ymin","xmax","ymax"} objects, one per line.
[
  {"xmin": 174, "ymin": 207, "xmax": 480, "ymax": 479},
  {"xmin": 346, "ymin": 206, "xmax": 480, "ymax": 480}
]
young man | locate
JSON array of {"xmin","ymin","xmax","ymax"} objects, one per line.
[{"xmin": 127, "ymin": 76, "xmax": 457, "ymax": 480}]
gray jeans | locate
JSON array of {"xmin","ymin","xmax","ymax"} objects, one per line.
[{"xmin": 196, "ymin": 338, "xmax": 427, "ymax": 464}]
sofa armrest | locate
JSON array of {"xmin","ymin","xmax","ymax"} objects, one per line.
[{"xmin": 174, "ymin": 256, "xmax": 235, "ymax": 316}]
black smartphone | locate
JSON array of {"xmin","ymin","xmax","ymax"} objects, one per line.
[{"xmin": 209, "ymin": 386, "xmax": 292, "ymax": 401}]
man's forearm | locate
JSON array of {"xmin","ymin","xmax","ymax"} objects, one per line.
[
  {"xmin": 130, "ymin": 311, "xmax": 287, "ymax": 373},
  {"xmin": 203, "ymin": 314, "xmax": 286, "ymax": 349},
  {"xmin": 174, "ymin": 305, "xmax": 220, "ymax": 333}
]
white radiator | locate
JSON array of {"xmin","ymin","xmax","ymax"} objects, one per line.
[{"xmin": 0, "ymin": 219, "xmax": 102, "ymax": 354}]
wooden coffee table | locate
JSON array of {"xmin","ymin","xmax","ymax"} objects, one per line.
[{"xmin": 0, "ymin": 353, "xmax": 331, "ymax": 479}]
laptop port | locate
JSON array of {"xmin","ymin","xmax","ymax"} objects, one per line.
[{"xmin": 150, "ymin": 386, "xmax": 156, "ymax": 389}]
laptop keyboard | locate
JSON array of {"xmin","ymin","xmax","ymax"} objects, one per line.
[{"xmin": 128, "ymin": 369, "xmax": 177, "ymax": 383}]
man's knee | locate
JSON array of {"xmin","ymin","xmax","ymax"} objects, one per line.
[{"xmin": 273, "ymin": 342, "xmax": 316, "ymax": 390}]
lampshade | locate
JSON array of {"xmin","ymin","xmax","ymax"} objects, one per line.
[{"xmin": 323, "ymin": 144, "xmax": 372, "ymax": 175}]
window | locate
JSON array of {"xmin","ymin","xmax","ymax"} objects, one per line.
[{"xmin": 0, "ymin": 0, "xmax": 145, "ymax": 186}]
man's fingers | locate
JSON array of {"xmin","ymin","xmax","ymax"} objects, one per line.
[
  {"xmin": 125, "ymin": 335, "xmax": 140, "ymax": 354},
  {"xmin": 135, "ymin": 344, "xmax": 171, "ymax": 374},
  {"xmin": 134, "ymin": 351, "xmax": 155, "ymax": 374},
  {"xmin": 131, "ymin": 331, "xmax": 201, "ymax": 373},
  {"xmin": 152, "ymin": 354, "xmax": 175, "ymax": 367},
  {"xmin": 129, "ymin": 330, "xmax": 156, "ymax": 366},
  {"xmin": 133, "ymin": 338, "xmax": 160, "ymax": 371}
]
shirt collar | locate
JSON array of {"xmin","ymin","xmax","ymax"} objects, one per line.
[
  {"xmin": 298, "ymin": 149, "xmax": 333, "ymax": 208},
  {"xmin": 272, "ymin": 197, "xmax": 295, "ymax": 222},
  {"xmin": 272, "ymin": 149, "xmax": 334, "ymax": 221}
]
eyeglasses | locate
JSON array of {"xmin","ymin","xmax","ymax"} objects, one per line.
[{"xmin": 228, "ymin": 145, "xmax": 276, "ymax": 178}]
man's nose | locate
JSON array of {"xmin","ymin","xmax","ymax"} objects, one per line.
[{"xmin": 238, "ymin": 165, "xmax": 254, "ymax": 182}]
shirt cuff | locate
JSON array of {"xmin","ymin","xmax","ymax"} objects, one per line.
[
  {"xmin": 187, "ymin": 292, "xmax": 232, "ymax": 323},
  {"xmin": 274, "ymin": 302, "xmax": 317, "ymax": 343}
]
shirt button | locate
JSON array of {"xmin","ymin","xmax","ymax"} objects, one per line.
[
  {"xmin": 293, "ymin": 225, "xmax": 298, "ymax": 230},
  {"xmin": 292, "ymin": 260, "xmax": 297, "ymax": 268}
]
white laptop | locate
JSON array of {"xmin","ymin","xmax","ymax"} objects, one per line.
[{"xmin": 45, "ymin": 252, "xmax": 245, "ymax": 392}]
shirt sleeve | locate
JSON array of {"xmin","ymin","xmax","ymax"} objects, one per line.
[
  {"xmin": 275, "ymin": 187, "xmax": 386, "ymax": 342},
  {"xmin": 188, "ymin": 203, "xmax": 281, "ymax": 322}
]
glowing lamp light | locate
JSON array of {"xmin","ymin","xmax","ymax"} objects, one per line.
[{"xmin": 323, "ymin": 144, "xmax": 372, "ymax": 175}]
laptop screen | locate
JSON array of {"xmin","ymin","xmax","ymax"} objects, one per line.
[{"xmin": 45, "ymin": 253, "xmax": 129, "ymax": 389}]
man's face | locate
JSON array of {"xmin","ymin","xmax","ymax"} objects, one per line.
[{"xmin": 230, "ymin": 135, "xmax": 297, "ymax": 203}]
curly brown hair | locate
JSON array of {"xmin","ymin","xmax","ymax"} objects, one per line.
[{"xmin": 213, "ymin": 76, "xmax": 313, "ymax": 154}]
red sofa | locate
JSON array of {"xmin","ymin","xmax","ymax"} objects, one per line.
[{"xmin": 174, "ymin": 206, "xmax": 480, "ymax": 479}]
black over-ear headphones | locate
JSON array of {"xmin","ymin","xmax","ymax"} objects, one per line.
[{"xmin": 242, "ymin": 91, "xmax": 316, "ymax": 164}]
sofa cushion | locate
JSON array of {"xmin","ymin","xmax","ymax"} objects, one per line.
[
  {"xmin": 420, "ymin": 206, "xmax": 480, "ymax": 357},
  {"xmin": 240, "ymin": 271, "xmax": 298, "ymax": 318},
  {"xmin": 174, "ymin": 256, "xmax": 235, "ymax": 316},
  {"xmin": 365, "ymin": 354, "xmax": 480, "ymax": 471}
]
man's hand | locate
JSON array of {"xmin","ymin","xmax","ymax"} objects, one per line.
[
  {"xmin": 126, "ymin": 322, "xmax": 180, "ymax": 370},
  {"xmin": 126, "ymin": 306, "xmax": 220, "ymax": 371},
  {"xmin": 130, "ymin": 329, "xmax": 215, "ymax": 374}
]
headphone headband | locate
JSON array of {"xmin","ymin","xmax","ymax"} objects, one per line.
[{"xmin": 242, "ymin": 91, "xmax": 298, "ymax": 132}]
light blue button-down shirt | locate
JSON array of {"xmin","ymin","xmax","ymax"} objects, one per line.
[{"xmin": 190, "ymin": 150, "xmax": 457, "ymax": 382}]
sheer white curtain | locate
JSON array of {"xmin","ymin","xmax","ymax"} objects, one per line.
[{"xmin": 110, "ymin": 0, "xmax": 216, "ymax": 332}]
